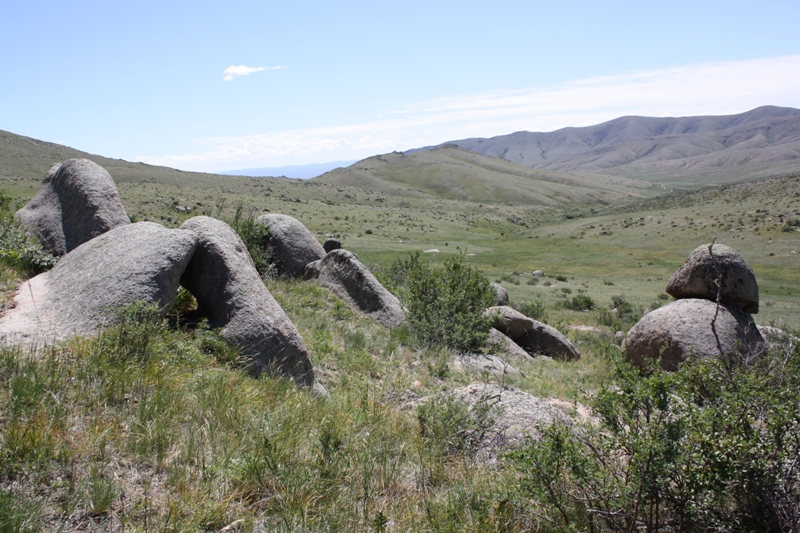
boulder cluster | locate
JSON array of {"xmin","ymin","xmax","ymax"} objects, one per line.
[{"xmin": 624, "ymin": 243, "xmax": 766, "ymax": 370}]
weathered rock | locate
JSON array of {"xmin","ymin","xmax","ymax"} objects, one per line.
[
  {"xmin": 623, "ymin": 298, "xmax": 765, "ymax": 371},
  {"xmin": 15, "ymin": 159, "xmax": 130, "ymax": 255},
  {"xmin": 666, "ymin": 243, "xmax": 759, "ymax": 313},
  {"xmin": 256, "ymin": 214, "xmax": 326, "ymax": 277},
  {"xmin": 418, "ymin": 384, "xmax": 574, "ymax": 463},
  {"xmin": 180, "ymin": 217, "xmax": 317, "ymax": 388},
  {"xmin": 491, "ymin": 283, "xmax": 509, "ymax": 306},
  {"xmin": 323, "ymin": 238, "xmax": 342, "ymax": 253},
  {"xmin": 757, "ymin": 325, "xmax": 799, "ymax": 350},
  {"xmin": 0, "ymin": 222, "xmax": 196, "ymax": 344},
  {"xmin": 485, "ymin": 306, "xmax": 534, "ymax": 340},
  {"xmin": 487, "ymin": 328, "xmax": 534, "ymax": 361},
  {"xmin": 304, "ymin": 249, "xmax": 405, "ymax": 327},
  {"xmin": 533, "ymin": 270, "xmax": 544, "ymax": 277},
  {"xmin": 450, "ymin": 353, "xmax": 520, "ymax": 377},
  {"xmin": 516, "ymin": 320, "xmax": 581, "ymax": 360}
]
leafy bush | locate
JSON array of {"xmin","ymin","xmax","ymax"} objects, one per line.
[
  {"xmin": 509, "ymin": 341, "xmax": 800, "ymax": 532},
  {"xmin": 561, "ymin": 294, "xmax": 595, "ymax": 311},
  {"xmin": 517, "ymin": 299, "xmax": 547, "ymax": 322},
  {"xmin": 0, "ymin": 189, "xmax": 58, "ymax": 275},
  {"xmin": 229, "ymin": 203, "xmax": 273, "ymax": 278},
  {"xmin": 387, "ymin": 252, "xmax": 495, "ymax": 352}
]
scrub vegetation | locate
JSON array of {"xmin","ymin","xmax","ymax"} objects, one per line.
[{"xmin": 1, "ymin": 132, "xmax": 800, "ymax": 530}]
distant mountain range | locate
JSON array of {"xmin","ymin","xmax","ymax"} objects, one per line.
[
  {"xmin": 219, "ymin": 161, "xmax": 357, "ymax": 179},
  {"xmin": 416, "ymin": 105, "xmax": 800, "ymax": 185}
]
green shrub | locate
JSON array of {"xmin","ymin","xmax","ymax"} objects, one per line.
[
  {"xmin": 0, "ymin": 190, "xmax": 58, "ymax": 276},
  {"xmin": 517, "ymin": 299, "xmax": 547, "ymax": 322},
  {"xmin": 390, "ymin": 252, "xmax": 495, "ymax": 352},
  {"xmin": 509, "ymin": 341, "xmax": 800, "ymax": 532},
  {"xmin": 229, "ymin": 203, "xmax": 273, "ymax": 278},
  {"xmin": 561, "ymin": 294, "xmax": 595, "ymax": 311}
]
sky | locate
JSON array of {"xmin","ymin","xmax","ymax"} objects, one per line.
[{"xmin": 2, "ymin": 0, "xmax": 800, "ymax": 173}]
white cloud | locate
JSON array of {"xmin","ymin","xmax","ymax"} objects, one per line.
[
  {"xmin": 141, "ymin": 55, "xmax": 800, "ymax": 171},
  {"xmin": 222, "ymin": 64, "xmax": 285, "ymax": 81}
]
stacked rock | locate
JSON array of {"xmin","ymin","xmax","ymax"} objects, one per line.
[{"xmin": 623, "ymin": 243, "xmax": 765, "ymax": 371}]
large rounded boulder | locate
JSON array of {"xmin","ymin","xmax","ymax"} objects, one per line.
[
  {"xmin": 304, "ymin": 249, "xmax": 406, "ymax": 327},
  {"xmin": 0, "ymin": 222, "xmax": 197, "ymax": 344},
  {"xmin": 15, "ymin": 159, "xmax": 130, "ymax": 255},
  {"xmin": 180, "ymin": 217, "xmax": 318, "ymax": 388},
  {"xmin": 623, "ymin": 298, "xmax": 765, "ymax": 371},
  {"xmin": 256, "ymin": 214, "xmax": 326, "ymax": 277},
  {"xmin": 666, "ymin": 243, "xmax": 759, "ymax": 313}
]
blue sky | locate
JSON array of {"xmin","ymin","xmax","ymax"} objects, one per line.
[{"xmin": 3, "ymin": 0, "xmax": 800, "ymax": 172}]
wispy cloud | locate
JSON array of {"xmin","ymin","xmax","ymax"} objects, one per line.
[
  {"xmin": 141, "ymin": 55, "xmax": 800, "ymax": 171},
  {"xmin": 222, "ymin": 64, "xmax": 285, "ymax": 81}
]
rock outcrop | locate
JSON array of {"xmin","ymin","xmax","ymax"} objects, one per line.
[
  {"xmin": 626, "ymin": 243, "xmax": 764, "ymax": 370},
  {"xmin": 666, "ymin": 243, "xmax": 759, "ymax": 313},
  {"xmin": 516, "ymin": 320, "xmax": 581, "ymax": 360},
  {"xmin": 417, "ymin": 384, "xmax": 575, "ymax": 463},
  {"xmin": 323, "ymin": 238, "xmax": 342, "ymax": 253},
  {"xmin": 491, "ymin": 283, "xmax": 509, "ymax": 306},
  {"xmin": 623, "ymin": 298, "xmax": 765, "ymax": 371},
  {"xmin": 0, "ymin": 222, "xmax": 196, "ymax": 344},
  {"xmin": 180, "ymin": 217, "xmax": 318, "ymax": 388},
  {"xmin": 485, "ymin": 306, "xmax": 534, "ymax": 340},
  {"xmin": 256, "ymin": 214, "xmax": 326, "ymax": 277},
  {"xmin": 15, "ymin": 159, "xmax": 130, "ymax": 255},
  {"xmin": 304, "ymin": 249, "xmax": 405, "ymax": 327}
]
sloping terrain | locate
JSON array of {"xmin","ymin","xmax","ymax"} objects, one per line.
[
  {"xmin": 314, "ymin": 145, "xmax": 656, "ymax": 206},
  {"xmin": 427, "ymin": 106, "xmax": 800, "ymax": 185}
]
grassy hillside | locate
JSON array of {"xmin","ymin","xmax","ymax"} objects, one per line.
[
  {"xmin": 2, "ymin": 131, "xmax": 800, "ymax": 531},
  {"xmin": 314, "ymin": 145, "xmax": 658, "ymax": 206}
]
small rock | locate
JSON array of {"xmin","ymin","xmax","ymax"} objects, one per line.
[{"xmin": 491, "ymin": 283, "xmax": 509, "ymax": 306}]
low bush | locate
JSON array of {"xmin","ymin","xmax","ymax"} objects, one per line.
[
  {"xmin": 561, "ymin": 294, "xmax": 595, "ymax": 311},
  {"xmin": 383, "ymin": 252, "xmax": 495, "ymax": 352},
  {"xmin": 0, "ymin": 189, "xmax": 57, "ymax": 276},
  {"xmin": 509, "ymin": 341, "xmax": 800, "ymax": 532},
  {"xmin": 229, "ymin": 203, "xmax": 273, "ymax": 278}
]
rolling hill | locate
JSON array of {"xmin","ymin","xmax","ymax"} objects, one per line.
[
  {"xmin": 421, "ymin": 106, "xmax": 800, "ymax": 186},
  {"xmin": 313, "ymin": 144, "xmax": 657, "ymax": 207}
]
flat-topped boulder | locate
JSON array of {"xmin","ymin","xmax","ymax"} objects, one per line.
[
  {"xmin": 16, "ymin": 159, "xmax": 130, "ymax": 255},
  {"xmin": 623, "ymin": 298, "xmax": 765, "ymax": 371},
  {"xmin": 256, "ymin": 214, "xmax": 326, "ymax": 277},
  {"xmin": 0, "ymin": 222, "xmax": 197, "ymax": 344},
  {"xmin": 666, "ymin": 243, "xmax": 759, "ymax": 313},
  {"xmin": 304, "ymin": 249, "xmax": 406, "ymax": 327},
  {"xmin": 180, "ymin": 217, "xmax": 318, "ymax": 388}
]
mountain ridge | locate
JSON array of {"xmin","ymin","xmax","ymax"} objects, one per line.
[{"xmin": 418, "ymin": 105, "xmax": 800, "ymax": 184}]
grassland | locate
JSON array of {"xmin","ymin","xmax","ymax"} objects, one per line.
[{"xmin": 2, "ymin": 131, "xmax": 800, "ymax": 530}]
